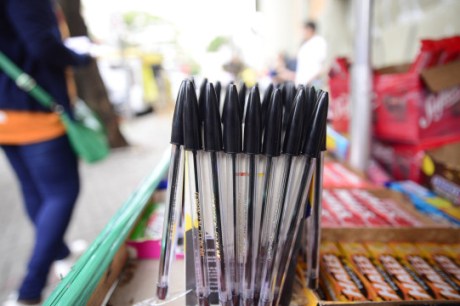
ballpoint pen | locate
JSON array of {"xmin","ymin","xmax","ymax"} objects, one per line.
[
  {"xmin": 258, "ymin": 88, "xmax": 308, "ymax": 306},
  {"xmin": 254, "ymin": 89, "xmax": 283, "ymax": 303},
  {"xmin": 157, "ymin": 80, "xmax": 187, "ymax": 300},
  {"xmin": 222, "ymin": 84, "xmax": 242, "ymax": 305},
  {"xmin": 201, "ymin": 83, "xmax": 232, "ymax": 305},
  {"xmin": 271, "ymin": 85, "xmax": 316, "ymax": 299},
  {"xmin": 241, "ymin": 86, "xmax": 262, "ymax": 306},
  {"xmin": 238, "ymin": 82, "xmax": 247, "ymax": 121},
  {"xmin": 183, "ymin": 80, "xmax": 210, "ymax": 306},
  {"xmin": 273, "ymin": 94, "xmax": 329, "ymax": 306},
  {"xmin": 307, "ymin": 90, "xmax": 328, "ymax": 290}
]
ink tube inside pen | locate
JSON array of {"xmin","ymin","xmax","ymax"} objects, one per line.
[
  {"xmin": 201, "ymin": 83, "xmax": 232, "ymax": 305},
  {"xmin": 157, "ymin": 80, "xmax": 187, "ymax": 300},
  {"xmin": 307, "ymin": 90, "xmax": 329, "ymax": 290},
  {"xmin": 222, "ymin": 84, "xmax": 242, "ymax": 304},
  {"xmin": 183, "ymin": 80, "xmax": 210, "ymax": 306},
  {"xmin": 241, "ymin": 87, "xmax": 262, "ymax": 306}
]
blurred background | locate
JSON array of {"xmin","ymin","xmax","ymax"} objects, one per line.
[{"xmin": 2, "ymin": 0, "xmax": 460, "ymax": 303}]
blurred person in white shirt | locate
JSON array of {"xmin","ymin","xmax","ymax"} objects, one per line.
[{"xmin": 295, "ymin": 21, "xmax": 327, "ymax": 88}]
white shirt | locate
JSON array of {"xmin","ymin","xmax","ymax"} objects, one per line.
[{"xmin": 295, "ymin": 35, "xmax": 327, "ymax": 86}]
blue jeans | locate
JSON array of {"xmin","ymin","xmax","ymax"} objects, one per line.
[{"xmin": 2, "ymin": 135, "xmax": 79, "ymax": 300}]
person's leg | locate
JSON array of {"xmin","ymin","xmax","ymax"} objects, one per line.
[
  {"xmin": 1, "ymin": 146, "xmax": 71, "ymax": 261},
  {"xmin": 15, "ymin": 135, "xmax": 80, "ymax": 301},
  {"xmin": 2, "ymin": 146, "xmax": 43, "ymax": 223}
]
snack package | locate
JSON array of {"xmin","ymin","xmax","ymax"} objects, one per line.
[
  {"xmin": 417, "ymin": 243, "xmax": 460, "ymax": 289},
  {"xmin": 322, "ymin": 190, "xmax": 366, "ymax": 227},
  {"xmin": 351, "ymin": 189, "xmax": 424, "ymax": 227},
  {"xmin": 445, "ymin": 244, "xmax": 460, "ymax": 263},
  {"xmin": 321, "ymin": 205, "xmax": 340, "ymax": 227},
  {"xmin": 332, "ymin": 190, "xmax": 389, "ymax": 227},
  {"xmin": 391, "ymin": 242, "xmax": 460, "ymax": 300},
  {"xmin": 319, "ymin": 241, "xmax": 369, "ymax": 301},
  {"xmin": 365, "ymin": 242, "xmax": 433, "ymax": 300},
  {"xmin": 388, "ymin": 181, "xmax": 460, "ymax": 226},
  {"xmin": 338, "ymin": 242, "xmax": 402, "ymax": 301}
]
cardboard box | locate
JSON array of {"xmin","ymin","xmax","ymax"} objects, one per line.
[
  {"xmin": 422, "ymin": 142, "xmax": 460, "ymax": 205},
  {"xmin": 373, "ymin": 60, "xmax": 460, "ymax": 144},
  {"xmin": 304, "ymin": 220, "xmax": 460, "ymax": 305},
  {"xmin": 372, "ymin": 138, "xmax": 460, "ymax": 183},
  {"xmin": 321, "ymin": 189, "xmax": 442, "ymax": 229},
  {"xmin": 327, "ymin": 37, "xmax": 460, "ymax": 144}
]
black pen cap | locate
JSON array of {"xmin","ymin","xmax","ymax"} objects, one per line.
[
  {"xmin": 215, "ymin": 81, "xmax": 222, "ymax": 106},
  {"xmin": 282, "ymin": 81, "xmax": 297, "ymax": 129},
  {"xmin": 198, "ymin": 78, "xmax": 208, "ymax": 123},
  {"xmin": 170, "ymin": 80, "xmax": 186, "ymax": 145},
  {"xmin": 223, "ymin": 84, "xmax": 242, "ymax": 154},
  {"xmin": 261, "ymin": 83, "xmax": 274, "ymax": 130},
  {"xmin": 283, "ymin": 88, "xmax": 307, "ymax": 155},
  {"xmin": 238, "ymin": 82, "xmax": 247, "ymax": 121},
  {"xmin": 317, "ymin": 90, "xmax": 328, "ymax": 151},
  {"xmin": 303, "ymin": 93, "xmax": 329, "ymax": 158},
  {"xmin": 262, "ymin": 89, "xmax": 283, "ymax": 157},
  {"xmin": 203, "ymin": 83, "xmax": 223, "ymax": 152},
  {"xmin": 183, "ymin": 81, "xmax": 202, "ymax": 151},
  {"xmin": 300, "ymin": 86, "xmax": 317, "ymax": 152},
  {"xmin": 243, "ymin": 86, "xmax": 262, "ymax": 155}
]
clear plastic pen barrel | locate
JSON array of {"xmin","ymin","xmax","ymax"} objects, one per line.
[
  {"xmin": 199, "ymin": 151, "xmax": 232, "ymax": 305},
  {"xmin": 157, "ymin": 145, "xmax": 185, "ymax": 299},
  {"xmin": 254, "ymin": 155, "xmax": 282, "ymax": 302},
  {"xmin": 273, "ymin": 156, "xmax": 315, "ymax": 306},
  {"xmin": 219, "ymin": 152, "xmax": 240, "ymax": 303},
  {"xmin": 257, "ymin": 154, "xmax": 294, "ymax": 306},
  {"xmin": 306, "ymin": 152, "xmax": 325, "ymax": 290},
  {"xmin": 238, "ymin": 153, "xmax": 264, "ymax": 305},
  {"xmin": 185, "ymin": 149, "xmax": 210, "ymax": 305}
]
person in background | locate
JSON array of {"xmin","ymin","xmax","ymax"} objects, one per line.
[
  {"xmin": 0, "ymin": 0, "xmax": 91, "ymax": 305},
  {"xmin": 295, "ymin": 21, "xmax": 328, "ymax": 88}
]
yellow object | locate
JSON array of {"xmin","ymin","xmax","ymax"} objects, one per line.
[{"xmin": 422, "ymin": 155, "xmax": 436, "ymax": 176}]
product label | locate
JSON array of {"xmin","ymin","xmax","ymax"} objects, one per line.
[
  {"xmin": 352, "ymin": 190, "xmax": 423, "ymax": 227},
  {"xmin": 352, "ymin": 255, "xmax": 401, "ymax": 301},
  {"xmin": 379, "ymin": 255, "xmax": 432, "ymax": 300},
  {"xmin": 322, "ymin": 190, "xmax": 365, "ymax": 226},
  {"xmin": 334, "ymin": 190, "xmax": 388, "ymax": 227},
  {"xmin": 321, "ymin": 254, "xmax": 368, "ymax": 301},
  {"xmin": 408, "ymin": 255, "xmax": 460, "ymax": 300}
]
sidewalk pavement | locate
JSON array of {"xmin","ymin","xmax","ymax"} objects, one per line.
[{"xmin": 0, "ymin": 111, "xmax": 172, "ymax": 303}]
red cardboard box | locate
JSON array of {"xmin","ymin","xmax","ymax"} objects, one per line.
[
  {"xmin": 373, "ymin": 60, "xmax": 460, "ymax": 144},
  {"xmin": 372, "ymin": 137, "xmax": 460, "ymax": 183},
  {"xmin": 327, "ymin": 37, "xmax": 460, "ymax": 144}
]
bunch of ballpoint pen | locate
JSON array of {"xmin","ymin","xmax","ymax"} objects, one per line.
[{"xmin": 156, "ymin": 78, "xmax": 328, "ymax": 306}]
